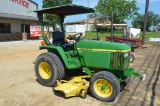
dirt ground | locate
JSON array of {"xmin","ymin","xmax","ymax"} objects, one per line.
[{"xmin": 0, "ymin": 40, "xmax": 160, "ymax": 106}]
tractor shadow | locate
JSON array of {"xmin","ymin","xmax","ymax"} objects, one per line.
[
  {"xmin": 36, "ymin": 78, "xmax": 72, "ymax": 99},
  {"xmin": 52, "ymin": 88, "xmax": 68, "ymax": 99}
]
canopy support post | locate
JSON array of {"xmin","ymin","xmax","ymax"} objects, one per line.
[{"xmin": 38, "ymin": 12, "xmax": 50, "ymax": 45}]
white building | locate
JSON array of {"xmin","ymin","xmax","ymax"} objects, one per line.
[
  {"xmin": 64, "ymin": 18, "xmax": 111, "ymax": 32},
  {"xmin": 0, "ymin": 0, "xmax": 44, "ymax": 41}
]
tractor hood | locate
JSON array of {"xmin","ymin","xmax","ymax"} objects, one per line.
[{"xmin": 76, "ymin": 40, "xmax": 131, "ymax": 52}]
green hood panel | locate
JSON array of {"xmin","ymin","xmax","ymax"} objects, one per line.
[{"xmin": 76, "ymin": 40, "xmax": 131, "ymax": 52}]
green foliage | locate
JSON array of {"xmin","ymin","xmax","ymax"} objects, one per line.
[
  {"xmin": 95, "ymin": 0, "xmax": 139, "ymax": 23},
  {"xmin": 42, "ymin": 0, "xmax": 72, "ymax": 29},
  {"xmin": 152, "ymin": 14, "xmax": 160, "ymax": 28},
  {"xmin": 132, "ymin": 11, "xmax": 160, "ymax": 30},
  {"xmin": 131, "ymin": 14, "xmax": 143, "ymax": 28}
]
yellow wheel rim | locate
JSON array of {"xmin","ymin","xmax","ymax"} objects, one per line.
[
  {"xmin": 38, "ymin": 62, "xmax": 51, "ymax": 79},
  {"xmin": 93, "ymin": 79, "xmax": 113, "ymax": 98}
]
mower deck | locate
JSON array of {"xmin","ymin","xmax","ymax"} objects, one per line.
[{"xmin": 54, "ymin": 76, "xmax": 90, "ymax": 98}]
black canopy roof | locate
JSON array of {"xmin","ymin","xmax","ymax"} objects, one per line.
[{"xmin": 33, "ymin": 4, "xmax": 95, "ymax": 16}]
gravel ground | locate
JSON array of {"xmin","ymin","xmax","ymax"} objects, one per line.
[{"xmin": 0, "ymin": 40, "xmax": 159, "ymax": 106}]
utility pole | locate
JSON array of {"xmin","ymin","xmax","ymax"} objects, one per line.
[
  {"xmin": 111, "ymin": 12, "xmax": 114, "ymax": 42},
  {"xmin": 142, "ymin": 0, "xmax": 150, "ymax": 45},
  {"xmin": 87, "ymin": 0, "xmax": 89, "ymax": 31}
]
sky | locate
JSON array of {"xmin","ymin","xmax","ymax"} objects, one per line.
[{"xmin": 33, "ymin": 0, "xmax": 160, "ymax": 27}]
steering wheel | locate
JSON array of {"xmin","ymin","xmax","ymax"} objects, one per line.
[{"xmin": 67, "ymin": 33, "xmax": 83, "ymax": 41}]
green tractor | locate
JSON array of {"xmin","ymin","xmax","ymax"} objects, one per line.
[{"xmin": 33, "ymin": 5, "xmax": 145, "ymax": 102}]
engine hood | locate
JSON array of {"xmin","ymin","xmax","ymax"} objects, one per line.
[{"xmin": 76, "ymin": 40, "xmax": 131, "ymax": 52}]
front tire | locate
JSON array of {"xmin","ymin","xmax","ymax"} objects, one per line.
[
  {"xmin": 90, "ymin": 71, "xmax": 120, "ymax": 102},
  {"xmin": 130, "ymin": 53, "xmax": 135, "ymax": 63},
  {"xmin": 35, "ymin": 52, "xmax": 65, "ymax": 86}
]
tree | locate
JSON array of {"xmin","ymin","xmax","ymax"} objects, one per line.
[
  {"xmin": 131, "ymin": 14, "xmax": 143, "ymax": 28},
  {"xmin": 42, "ymin": 0, "xmax": 72, "ymax": 30},
  {"xmin": 95, "ymin": 0, "xmax": 139, "ymax": 23},
  {"xmin": 132, "ymin": 11, "xmax": 160, "ymax": 30},
  {"xmin": 152, "ymin": 14, "xmax": 160, "ymax": 29}
]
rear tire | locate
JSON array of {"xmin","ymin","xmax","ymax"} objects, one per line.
[
  {"xmin": 35, "ymin": 52, "xmax": 65, "ymax": 86},
  {"xmin": 90, "ymin": 71, "xmax": 120, "ymax": 102}
]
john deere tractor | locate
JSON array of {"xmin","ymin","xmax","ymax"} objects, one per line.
[{"xmin": 33, "ymin": 5, "xmax": 145, "ymax": 102}]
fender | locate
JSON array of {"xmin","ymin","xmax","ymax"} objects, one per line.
[
  {"xmin": 39, "ymin": 45, "xmax": 81, "ymax": 69},
  {"xmin": 39, "ymin": 45, "xmax": 69, "ymax": 67}
]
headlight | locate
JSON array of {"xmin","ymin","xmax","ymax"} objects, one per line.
[{"xmin": 124, "ymin": 52, "xmax": 129, "ymax": 57}]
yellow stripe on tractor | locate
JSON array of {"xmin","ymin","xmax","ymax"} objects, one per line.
[{"xmin": 77, "ymin": 48, "xmax": 131, "ymax": 53}]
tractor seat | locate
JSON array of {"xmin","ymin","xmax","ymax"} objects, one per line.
[{"xmin": 52, "ymin": 31, "xmax": 74, "ymax": 50}]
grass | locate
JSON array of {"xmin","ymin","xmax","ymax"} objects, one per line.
[
  {"xmin": 85, "ymin": 31, "xmax": 123, "ymax": 41},
  {"xmin": 85, "ymin": 31, "xmax": 160, "ymax": 41},
  {"xmin": 139, "ymin": 31, "xmax": 160, "ymax": 41}
]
